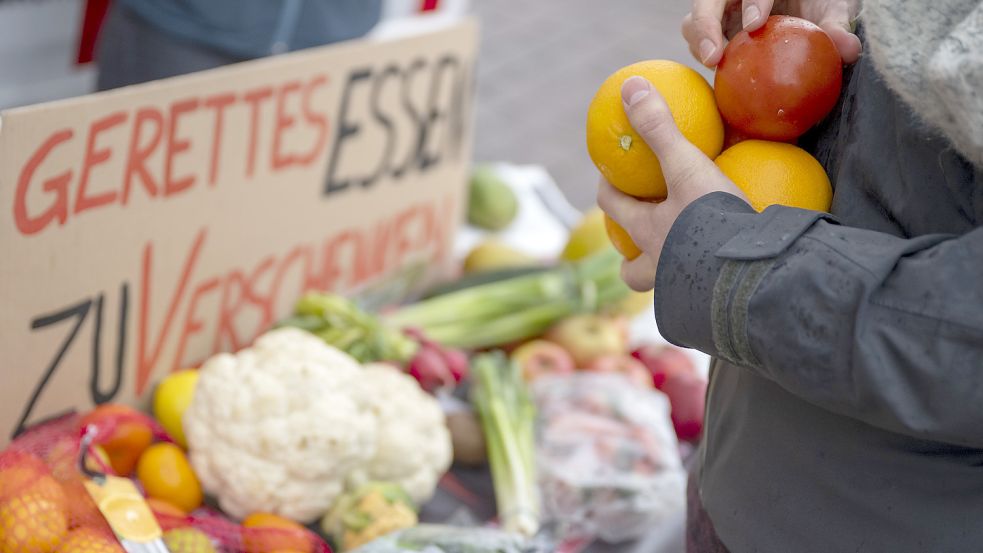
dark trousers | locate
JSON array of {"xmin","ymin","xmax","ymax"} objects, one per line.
[
  {"xmin": 687, "ymin": 471, "xmax": 730, "ymax": 553},
  {"xmin": 95, "ymin": 4, "xmax": 247, "ymax": 91}
]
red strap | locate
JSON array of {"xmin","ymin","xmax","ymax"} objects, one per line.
[
  {"xmin": 77, "ymin": 0, "xmax": 112, "ymax": 64},
  {"xmin": 420, "ymin": 0, "xmax": 440, "ymax": 11}
]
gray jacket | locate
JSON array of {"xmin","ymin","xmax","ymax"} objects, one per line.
[{"xmin": 658, "ymin": 36, "xmax": 983, "ymax": 553}]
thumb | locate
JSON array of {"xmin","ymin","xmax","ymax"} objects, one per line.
[
  {"xmin": 816, "ymin": 1, "xmax": 862, "ymax": 63},
  {"xmin": 819, "ymin": 21, "xmax": 862, "ymax": 64},
  {"xmin": 621, "ymin": 76, "xmax": 714, "ymax": 193}
]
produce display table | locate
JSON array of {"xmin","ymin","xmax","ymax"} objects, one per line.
[{"xmin": 432, "ymin": 162, "xmax": 706, "ymax": 552}]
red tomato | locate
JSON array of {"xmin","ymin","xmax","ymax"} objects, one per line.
[{"xmin": 714, "ymin": 15, "xmax": 843, "ymax": 141}]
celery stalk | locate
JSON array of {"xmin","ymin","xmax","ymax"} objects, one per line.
[{"xmin": 471, "ymin": 351, "xmax": 539, "ymax": 537}]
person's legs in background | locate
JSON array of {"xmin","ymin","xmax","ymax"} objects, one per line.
[{"xmin": 95, "ymin": 3, "xmax": 246, "ymax": 91}]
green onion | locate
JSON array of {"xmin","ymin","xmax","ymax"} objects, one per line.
[
  {"xmin": 386, "ymin": 247, "xmax": 630, "ymax": 349},
  {"xmin": 471, "ymin": 351, "xmax": 539, "ymax": 537}
]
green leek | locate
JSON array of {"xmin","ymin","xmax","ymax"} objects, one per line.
[
  {"xmin": 386, "ymin": 248, "xmax": 629, "ymax": 349},
  {"xmin": 471, "ymin": 351, "xmax": 539, "ymax": 537}
]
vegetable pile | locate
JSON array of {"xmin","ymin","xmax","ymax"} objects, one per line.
[
  {"xmin": 0, "ymin": 168, "xmax": 706, "ymax": 553},
  {"xmin": 184, "ymin": 328, "xmax": 452, "ymax": 522}
]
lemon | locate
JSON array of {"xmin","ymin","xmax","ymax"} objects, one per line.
[
  {"xmin": 152, "ymin": 370, "xmax": 199, "ymax": 448},
  {"xmin": 561, "ymin": 208, "xmax": 612, "ymax": 261},
  {"xmin": 462, "ymin": 241, "xmax": 536, "ymax": 274}
]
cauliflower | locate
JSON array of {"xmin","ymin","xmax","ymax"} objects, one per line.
[
  {"xmin": 348, "ymin": 364, "xmax": 453, "ymax": 505},
  {"xmin": 184, "ymin": 328, "xmax": 378, "ymax": 523}
]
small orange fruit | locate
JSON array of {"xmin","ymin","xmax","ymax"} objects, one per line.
[
  {"xmin": 0, "ymin": 454, "xmax": 67, "ymax": 528},
  {"xmin": 53, "ymin": 526, "xmax": 124, "ymax": 553},
  {"xmin": 587, "ymin": 60, "xmax": 724, "ymax": 199},
  {"xmin": 146, "ymin": 497, "xmax": 187, "ymax": 518},
  {"xmin": 60, "ymin": 479, "xmax": 109, "ymax": 530},
  {"xmin": 714, "ymin": 140, "xmax": 832, "ymax": 212},
  {"xmin": 79, "ymin": 404, "xmax": 154, "ymax": 476},
  {"xmin": 242, "ymin": 513, "xmax": 312, "ymax": 553},
  {"xmin": 603, "ymin": 215, "xmax": 641, "ymax": 260},
  {"xmin": 0, "ymin": 484, "xmax": 68, "ymax": 553},
  {"xmin": 0, "ymin": 452, "xmax": 55, "ymax": 500},
  {"xmin": 136, "ymin": 443, "xmax": 202, "ymax": 513}
]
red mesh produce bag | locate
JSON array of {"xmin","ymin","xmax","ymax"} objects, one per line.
[{"xmin": 1, "ymin": 413, "xmax": 331, "ymax": 553}]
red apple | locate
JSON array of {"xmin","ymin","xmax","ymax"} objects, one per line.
[
  {"xmin": 632, "ymin": 344, "xmax": 698, "ymax": 388},
  {"xmin": 609, "ymin": 315, "xmax": 632, "ymax": 344},
  {"xmin": 586, "ymin": 354, "xmax": 653, "ymax": 388},
  {"xmin": 511, "ymin": 340, "xmax": 575, "ymax": 382},
  {"xmin": 662, "ymin": 372, "xmax": 707, "ymax": 442},
  {"xmin": 632, "ymin": 344, "xmax": 707, "ymax": 441},
  {"xmin": 546, "ymin": 314, "xmax": 628, "ymax": 367}
]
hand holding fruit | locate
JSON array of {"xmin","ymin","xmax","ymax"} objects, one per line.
[
  {"xmin": 597, "ymin": 76, "xmax": 748, "ymax": 291},
  {"xmin": 681, "ymin": 0, "xmax": 861, "ymax": 66}
]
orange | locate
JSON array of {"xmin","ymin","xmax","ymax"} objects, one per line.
[
  {"xmin": 0, "ymin": 483, "xmax": 68, "ymax": 553},
  {"xmin": 135, "ymin": 443, "xmax": 202, "ymax": 513},
  {"xmin": 146, "ymin": 497, "xmax": 187, "ymax": 532},
  {"xmin": 79, "ymin": 404, "xmax": 154, "ymax": 477},
  {"xmin": 146, "ymin": 497, "xmax": 187, "ymax": 518},
  {"xmin": 60, "ymin": 479, "xmax": 108, "ymax": 530},
  {"xmin": 587, "ymin": 60, "xmax": 724, "ymax": 199},
  {"xmin": 0, "ymin": 452, "xmax": 55, "ymax": 500},
  {"xmin": 53, "ymin": 526, "xmax": 124, "ymax": 553},
  {"xmin": 714, "ymin": 140, "xmax": 832, "ymax": 212},
  {"xmin": 723, "ymin": 124, "xmax": 797, "ymax": 150},
  {"xmin": 242, "ymin": 513, "xmax": 312, "ymax": 553},
  {"xmin": 603, "ymin": 215, "xmax": 641, "ymax": 260}
]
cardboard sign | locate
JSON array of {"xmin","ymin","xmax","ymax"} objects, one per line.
[{"xmin": 0, "ymin": 20, "xmax": 478, "ymax": 441}]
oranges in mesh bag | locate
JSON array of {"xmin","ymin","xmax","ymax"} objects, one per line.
[
  {"xmin": 53, "ymin": 527, "xmax": 124, "ymax": 553},
  {"xmin": 0, "ymin": 452, "xmax": 69, "ymax": 553}
]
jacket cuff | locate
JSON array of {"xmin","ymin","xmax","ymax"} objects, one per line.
[
  {"xmin": 654, "ymin": 192, "xmax": 756, "ymax": 353},
  {"xmin": 654, "ymin": 193, "xmax": 839, "ymax": 361}
]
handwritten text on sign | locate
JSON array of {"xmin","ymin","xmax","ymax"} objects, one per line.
[{"xmin": 0, "ymin": 21, "xmax": 478, "ymax": 441}]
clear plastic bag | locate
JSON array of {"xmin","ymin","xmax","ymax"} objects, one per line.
[
  {"xmin": 533, "ymin": 373, "xmax": 687, "ymax": 543},
  {"xmin": 350, "ymin": 524, "xmax": 553, "ymax": 552}
]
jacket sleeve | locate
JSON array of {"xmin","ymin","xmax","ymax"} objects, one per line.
[{"xmin": 655, "ymin": 191, "xmax": 983, "ymax": 448}]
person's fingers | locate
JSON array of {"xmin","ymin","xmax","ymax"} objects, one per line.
[
  {"xmin": 621, "ymin": 254, "xmax": 659, "ymax": 292},
  {"xmin": 596, "ymin": 179, "xmax": 643, "ymax": 228},
  {"xmin": 741, "ymin": 0, "xmax": 774, "ymax": 30},
  {"xmin": 682, "ymin": 0, "xmax": 728, "ymax": 66},
  {"xmin": 815, "ymin": 1, "xmax": 862, "ymax": 63},
  {"xmin": 620, "ymin": 77, "xmax": 719, "ymax": 195},
  {"xmin": 826, "ymin": 26, "xmax": 862, "ymax": 63}
]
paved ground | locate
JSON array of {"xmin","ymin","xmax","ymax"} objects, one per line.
[{"xmin": 472, "ymin": 0, "xmax": 711, "ymax": 210}]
